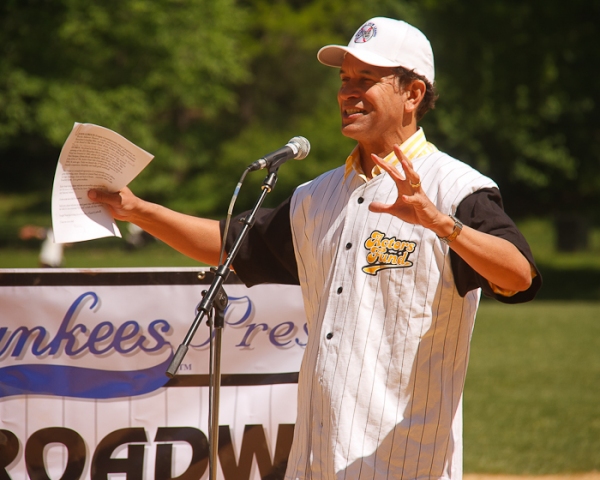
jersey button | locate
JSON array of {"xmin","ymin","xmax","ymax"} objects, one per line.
[
  {"xmin": 357, "ymin": 197, "xmax": 364, "ymax": 204},
  {"xmin": 326, "ymin": 332, "xmax": 333, "ymax": 340},
  {"xmin": 337, "ymin": 287, "xmax": 343, "ymax": 294},
  {"xmin": 345, "ymin": 242, "xmax": 352, "ymax": 250}
]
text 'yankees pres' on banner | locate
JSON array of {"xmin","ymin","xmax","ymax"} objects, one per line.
[{"xmin": 0, "ymin": 268, "xmax": 306, "ymax": 480}]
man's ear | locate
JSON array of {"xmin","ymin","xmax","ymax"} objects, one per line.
[{"xmin": 404, "ymin": 79, "xmax": 426, "ymax": 113}]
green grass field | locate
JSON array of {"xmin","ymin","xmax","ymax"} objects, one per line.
[
  {"xmin": 0, "ymin": 210, "xmax": 204, "ymax": 269},
  {"xmin": 465, "ymin": 301, "xmax": 600, "ymax": 474},
  {"xmin": 0, "ymin": 238, "xmax": 202, "ymax": 269}
]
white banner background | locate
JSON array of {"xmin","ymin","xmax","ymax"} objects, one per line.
[{"xmin": 0, "ymin": 268, "xmax": 306, "ymax": 480}]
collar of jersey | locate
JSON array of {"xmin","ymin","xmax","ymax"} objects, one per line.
[{"xmin": 343, "ymin": 128, "xmax": 438, "ymax": 182}]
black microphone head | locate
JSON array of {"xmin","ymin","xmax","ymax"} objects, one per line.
[{"xmin": 289, "ymin": 136, "xmax": 310, "ymax": 160}]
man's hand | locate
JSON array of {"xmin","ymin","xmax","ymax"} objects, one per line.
[
  {"xmin": 368, "ymin": 144, "xmax": 532, "ymax": 292},
  {"xmin": 88, "ymin": 186, "xmax": 223, "ymax": 266},
  {"xmin": 368, "ymin": 144, "xmax": 450, "ymax": 237},
  {"xmin": 88, "ymin": 187, "xmax": 143, "ymax": 222}
]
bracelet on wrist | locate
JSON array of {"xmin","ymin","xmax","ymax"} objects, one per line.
[{"xmin": 438, "ymin": 214, "xmax": 463, "ymax": 245}]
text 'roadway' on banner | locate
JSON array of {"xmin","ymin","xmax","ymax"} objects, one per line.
[{"xmin": 0, "ymin": 268, "xmax": 306, "ymax": 480}]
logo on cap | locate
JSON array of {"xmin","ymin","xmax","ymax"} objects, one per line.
[{"xmin": 354, "ymin": 22, "xmax": 377, "ymax": 43}]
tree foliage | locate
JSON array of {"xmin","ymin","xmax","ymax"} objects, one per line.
[
  {"xmin": 418, "ymin": 0, "xmax": 600, "ymax": 219},
  {"xmin": 0, "ymin": 0, "xmax": 598, "ymax": 223},
  {"xmin": 0, "ymin": 0, "xmax": 249, "ymax": 206}
]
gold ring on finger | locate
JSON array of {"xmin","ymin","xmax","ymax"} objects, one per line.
[{"xmin": 410, "ymin": 181, "xmax": 421, "ymax": 189}]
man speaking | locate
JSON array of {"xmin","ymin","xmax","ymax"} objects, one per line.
[{"xmin": 90, "ymin": 16, "xmax": 541, "ymax": 480}]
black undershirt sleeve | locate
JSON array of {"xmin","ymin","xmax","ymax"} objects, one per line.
[
  {"xmin": 452, "ymin": 187, "xmax": 542, "ymax": 303},
  {"xmin": 220, "ymin": 195, "xmax": 299, "ymax": 287}
]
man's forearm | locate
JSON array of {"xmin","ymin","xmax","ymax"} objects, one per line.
[
  {"xmin": 434, "ymin": 215, "xmax": 533, "ymax": 292},
  {"xmin": 131, "ymin": 202, "xmax": 223, "ymax": 266},
  {"xmin": 88, "ymin": 188, "xmax": 223, "ymax": 266}
]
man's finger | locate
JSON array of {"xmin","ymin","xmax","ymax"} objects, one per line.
[
  {"xmin": 399, "ymin": 157, "xmax": 422, "ymax": 189},
  {"xmin": 88, "ymin": 189, "xmax": 119, "ymax": 205},
  {"xmin": 371, "ymin": 153, "xmax": 405, "ymax": 180},
  {"xmin": 369, "ymin": 201, "xmax": 390, "ymax": 214}
]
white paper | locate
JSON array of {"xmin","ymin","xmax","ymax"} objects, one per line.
[{"xmin": 51, "ymin": 123, "xmax": 154, "ymax": 243}]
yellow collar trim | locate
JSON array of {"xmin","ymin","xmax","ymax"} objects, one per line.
[{"xmin": 344, "ymin": 128, "xmax": 438, "ymax": 182}]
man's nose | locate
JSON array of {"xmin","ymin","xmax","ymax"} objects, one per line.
[{"xmin": 339, "ymin": 82, "xmax": 360, "ymax": 100}]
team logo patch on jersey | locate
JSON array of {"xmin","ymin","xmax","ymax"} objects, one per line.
[
  {"xmin": 354, "ymin": 22, "xmax": 377, "ymax": 43},
  {"xmin": 362, "ymin": 230, "xmax": 416, "ymax": 275}
]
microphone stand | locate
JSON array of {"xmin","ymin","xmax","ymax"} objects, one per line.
[{"xmin": 166, "ymin": 167, "xmax": 280, "ymax": 480}]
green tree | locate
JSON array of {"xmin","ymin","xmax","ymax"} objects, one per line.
[
  {"xmin": 418, "ymin": 0, "xmax": 600, "ymax": 226},
  {"xmin": 195, "ymin": 0, "xmax": 419, "ymax": 214},
  {"xmin": 3, "ymin": 0, "xmax": 597, "ymax": 235},
  {"xmin": 0, "ymin": 0, "xmax": 249, "ymax": 211}
]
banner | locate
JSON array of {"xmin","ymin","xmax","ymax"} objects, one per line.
[{"xmin": 0, "ymin": 268, "xmax": 306, "ymax": 480}]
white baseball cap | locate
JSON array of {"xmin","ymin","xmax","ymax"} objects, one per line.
[{"xmin": 317, "ymin": 17, "xmax": 435, "ymax": 84}]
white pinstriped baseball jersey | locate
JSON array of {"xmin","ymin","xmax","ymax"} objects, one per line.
[{"xmin": 284, "ymin": 144, "xmax": 497, "ymax": 479}]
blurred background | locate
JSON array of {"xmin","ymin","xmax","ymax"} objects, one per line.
[{"xmin": 0, "ymin": 0, "xmax": 599, "ymax": 473}]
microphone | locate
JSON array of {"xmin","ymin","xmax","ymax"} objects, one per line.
[{"xmin": 248, "ymin": 136, "xmax": 310, "ymax": 172}]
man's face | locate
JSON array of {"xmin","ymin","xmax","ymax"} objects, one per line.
[{"xmin": 337, "ymin": 55, "xmax": 406, "ymax": 149}]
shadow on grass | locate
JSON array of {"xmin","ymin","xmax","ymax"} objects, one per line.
[{"xmin": 535, "ymin": 264, "xmax": 600, "ymax": 301}]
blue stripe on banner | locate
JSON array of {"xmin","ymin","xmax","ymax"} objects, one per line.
[{"xmin": 0, "ymin": 354, "xmax": 172, "ymax": 399}]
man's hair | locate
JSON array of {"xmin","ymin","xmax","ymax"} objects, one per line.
[{"xmin": 393, "ymin": 67, "xmax": 438, "ymax": 121}]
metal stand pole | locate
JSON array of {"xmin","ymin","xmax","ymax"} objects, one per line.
[
  {"xmin": 165, "ymin": 169, "xmax": 280, "ymax": 480},
  {"xmin": 208, "ymin": 287, "xmax": 227, "ymax": 480}
]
